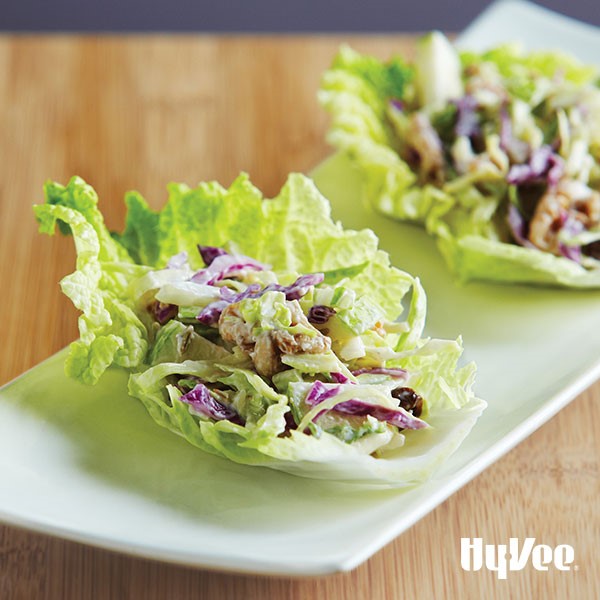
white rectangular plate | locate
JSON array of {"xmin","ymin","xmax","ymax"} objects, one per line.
[{"xmin": 1, "ymin": 0, "xmax": 600, "ymax": 576}]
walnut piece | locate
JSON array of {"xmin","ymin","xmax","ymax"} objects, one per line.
[{"xmin": 218, "ymin": 299, "xmax": 331, "ymax": 378}]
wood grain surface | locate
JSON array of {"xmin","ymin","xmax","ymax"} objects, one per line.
[{"xmin": 0, "ymin": 35, "xmax": 598, "ymax": 600}]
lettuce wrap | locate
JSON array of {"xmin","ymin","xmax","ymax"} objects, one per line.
[
  {"xmin": 319, "ymin": 33, "xmax": 600, "ymax": 287},
  {"xmin": 34, "ymin": 173, "xmax": 485, "ymax": 486}
]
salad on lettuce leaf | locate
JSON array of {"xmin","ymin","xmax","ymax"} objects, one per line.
[
  {"xmin": 34, "ymin": 173, "xmax": 484, "ymax": 486},
  {"xmin": 319, "ymin": 32, "xmax": 600, "ymax": 287}
]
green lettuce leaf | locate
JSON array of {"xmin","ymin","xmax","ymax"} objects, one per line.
[
  {"xmin": 36, "ymin": 172, "xmax": 485, "ymax": 486},
  {"xmin": 117, "ymin": 173, "xmax": 381, "ymax": 274},
  {"xmin": 128, "ymin": 353, "xmax": 485, "ymax": 487},
  {"xmin": 34, "ymin": 177, "xmax": 149, "ymax": 384},
  {"xmin": 435, "ymin": 229, "xmax": 600, "ymax": 287},
  {"xmin": 460, "ymin": 43, "xmax": 598, "ymax": 101}
]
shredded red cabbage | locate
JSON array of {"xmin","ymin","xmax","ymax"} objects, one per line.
[
  {"xmin": 218, "ymin": 286, "xmax": 237, "ymax": 300},
  {"xmin": 197, "ymin": 245, "xmax": 228, "ymax": 267},
  {"xmin": 453, "ymin": 95, "xmax": 479, "ymax": 139},
  {"xmin": 221, "ymin": 283, "xmax": 262, "ymax": 300},
  {"xmin": 305, "ymin": 381, "xmax": 341, "ymax": 405},
  {"xmin": 166, "ymin": 251, "xmax": 189, "ymax": 269},
  {"xmin": 197, "ymin": 284, "xmax": 263, "ymax": 325},
  {"xmin": 499, "ymin": 106, "xmax": 529, "ymax": 162},
  {"xmin": 190, "ymin": 253, "xmax": 268, "ymax": 285},
  {"xmin": 330, "ymin": 372, "xmax": 352, "ymax": 384},
  {"xmin": 558, "ymin": 214, "xmax": 585, "ymax": 263},
  {"xmin": 499, "ymin": 106, "xmax": 511, "ymax": 150},
  {"xmin": 508, "ymin": 205, "xmax": 584, "ymax": 263},
  {"xmin": 325, "ymin": 399, "xmax": 426, "ymax": 429},
  {"xmin": 153, "ymin": 302, "xmax": 178, "ymax": 325},
  {"xmin": 389, "ymin": 98, "xmax": 404, "ymax": 112},
  {"xmin": 276, "ymin": 273, "xmax": 325, "ymax": 301},
  {"xmin": 179, "ymin": 383, "xmax": 243, "ymax": 424},
  {"xmin": 304, "ymin": 381, "xmax": 426, "ymax": 430},
  {"xmin": 196, "ymin": 274, "xmax": 325, "ymax": 325},
  {"xmin": 507, "ymin": 204, "xmax": 536, "ymax": 249},
  {"xmin": 507, "ymin": 145, "xmax": 564, "ymax": 187},
  {"xmin": 196, "ymin": 302, "xmax": 229, "ymax": 326},
  {"xmin": 559, "ymin": 244, "xmax": 582, "ymax": 263}
]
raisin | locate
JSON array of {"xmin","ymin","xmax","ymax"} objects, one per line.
[
  {"xmin": 391, "ymin": 386, "xmax": 424, "ymax": 418},
  {"xmin": 583, "ymin": 240, "xmax": 600, "ymax": 260},
  {"xmin": 308, "ymin": 305, "xmax": 336, "ymax": 325}
]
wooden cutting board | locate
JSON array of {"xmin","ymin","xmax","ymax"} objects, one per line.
[{"xmin": 0, "ymin": 35, "xmax": 597, "ymax": 599}]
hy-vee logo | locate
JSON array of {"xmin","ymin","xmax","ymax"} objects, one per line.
[{"xmin": 461, "ymin": 538, "xmax": 576, "ymax": 579}]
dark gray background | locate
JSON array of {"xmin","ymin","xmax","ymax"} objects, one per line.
[{"xmin": 1, "ymin": 0, "xmax": 599, "ymax": 31}]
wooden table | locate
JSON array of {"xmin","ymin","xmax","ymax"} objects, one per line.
[{"xmin": 0, "ymin": 35, "xmax": 598, "ymax": 599}]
